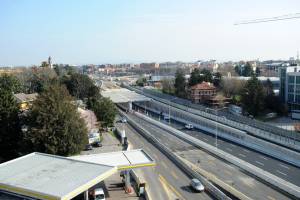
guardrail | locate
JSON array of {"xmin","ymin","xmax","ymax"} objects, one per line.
[
  {"xmin": 134, "ymin": 111, "xmax": 300, "ymax": 199},
  {"xmin": 118, "ymin": 110, "xmax": 232, "ymax": 200},
  {"xmin": 134, "ymin": 101, "xmax": 300, "ymax": 167},
  {"xmin": 123, "ymin": 85, "xmax": 300, "ymax": 151}
]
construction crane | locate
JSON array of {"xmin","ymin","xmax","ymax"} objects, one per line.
[{"xmin": 234, "ymin": 12, "xmax": 300, "ymax": 25}]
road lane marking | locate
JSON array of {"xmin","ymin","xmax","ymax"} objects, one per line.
[
  {"xmin": 203, "ymin": 138, "xmax": 208, "ymax": 141},
  {"xmin": 171, "ymin": 170, "xmax": 179, "ymax": 180},
  {"xmin": 230, "ymin": 143, "xmax": 236, "ymax": 147},
  {"xmin": 259, "ymin": 155, "xmax": 268, "ymax": 160},
  {"xmin": 243, "ymin": 149, "xmax": 250, "ymax": 153},
  {"xmin": 158, "ymin": 174, "xmax": 185, "ymax": 200},
  {"xmin": 279, "ymin": 164, "xmax": 290, "ymax": 170},
  {"xmin": 239, "ymin": 153, "xmax": 246, "ymax": 158},
  {"xmin": 267, "ymin": 195, "xmax": 276, "ymax": 200},
  {"xmin": 255, "ymin": 161, "xmax": 264, "ymax": 166},
  {"xmin": 226, "ymin": 147, "xmax": 233, "ymax": 152},
  {"xmin": 276, "ymin": 170, "xmax": 287, "ymax": 176}
]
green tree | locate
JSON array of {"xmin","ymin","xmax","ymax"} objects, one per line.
[
  {"xmin": 189, "ymin": 68, "xmax": 201, "ymax": 86},
  {"xmin": 24, "ymin": 84, "xmax": 88, "ymax": 156},
  {"xmin": 213, "ymin": 72, "xmax": 222, "ymax": 87},
  {"xmin": 63, "ymin": 73, "xmax": 100, "ymax": 100},
  {"xmin": 200, "ymin": 69, "xmax": 213, "ymax": 82},
  {"xmin": 174, "ymin": 68, "xmax": 187, "ymax": 98},
  {"xmin": 241, "ymin": 76, "xmax": 265, "ymax": 116},
  {"xmin": 0, "ymin": 78, "xmax": 22, "ymax": 162},
  {"xmin": 162, "ymin": 78, "xmax": 175, "ymax": 94},
  {"xmin": 89, "ymin": 97, "xmax": 117, "ymax": 127},
  {"xmin": 243, "ymin": 62, "xmax": 254, "ymax": 77},
  {"xmin": 0, "ymin": 74, "xmax": 22, "ymax": 93},
  {"xmin": 136, "ymin": 77, "xmax": 147, "ymax": 87}
]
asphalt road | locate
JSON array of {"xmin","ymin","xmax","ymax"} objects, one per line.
[
  {"xmin": 116, "ymin": 120, "xmax": 213, "ymax": 200},
  {"xmin": 134, "ymin": 105, "xmax": 300, "ymax": 187},
  {"xmin": 126, "ymin": 112, "xmax": 292, "ymax": 200}
]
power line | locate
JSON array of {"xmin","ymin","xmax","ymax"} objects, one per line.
[{"xmin": 234, "ymin": 12, "xmax": 300, "ymax": 25}]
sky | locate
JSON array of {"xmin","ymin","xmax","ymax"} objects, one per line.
[{"xmin": 0, "ymin": 0, "xmax": 300, "ymax": 66}]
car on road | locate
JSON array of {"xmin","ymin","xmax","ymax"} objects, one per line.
[
  {"xmin": 121, "ymin": 118, "xmax": 127, "ymax": 123},
  {"xmin": 85, "ymin": 144, "xmax": 93, "ymax": 151},
  {"xmin": 185, "ymin": 124, "xmax": 194, "ymax": 130},
  {"xmin": 190, "ymin": 178, "xmax": 204, "ymax": 192}
]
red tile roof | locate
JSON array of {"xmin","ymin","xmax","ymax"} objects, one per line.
[{"xmin": 190, "ymin": 82, "xmax": 216, "ymax": 90}]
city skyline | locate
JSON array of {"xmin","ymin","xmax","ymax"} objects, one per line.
[{"xmin": 0, "ymin": 0, "xmax": 300, "ymax": 66}]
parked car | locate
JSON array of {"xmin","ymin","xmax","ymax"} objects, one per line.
[
  {"xmin": 85, "ymin": 144, "xmax": 93, "ymax": 151},
  {"xmin": 89, "ymin": 187, "xmax": 105, "ymax": 200},
  {"xmin": 93, "ymin": 141, "xmax": 102, "ymax": 147},
  {"xmin": 190, "ymin": 178, "xmax": 204, "ymax": 192},
  {"xmin": 185, "ymin": 124, "xmax": 194, "ymax": 130},
  {"xmin": 121, "ymin": 118, "xmax": 127, "ymax": 123}
]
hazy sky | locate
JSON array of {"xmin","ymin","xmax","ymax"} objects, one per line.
[{"xmin": 0, "ymin": 0, "xmax": 300, "ymax": 66}]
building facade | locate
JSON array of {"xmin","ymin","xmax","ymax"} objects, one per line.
[
  {"xmin": 189, "ymin": 82, "xmax": 216, "ymax": 103},
  {"xmin": 279, "ymin": 65, "xmax": 300, "ymax": 110}
]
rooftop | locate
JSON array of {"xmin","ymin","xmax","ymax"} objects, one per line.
[
  {"xmin": 71, "ymin": 149, "xmax": 155, "ymax": 170},
  {"xmin": 101, "ymin": 88, "xmax": 150, "ymax": 103},
  {"xmin": 13, "ymin": 93, "xmax": 38, "ymax": 103},
  {"xmin": 190, "ymin": 82, "xmax": 216, "ymax": 90},
  {"xmin": 0, "ymin": 152, "xmax": 117, "ymax": 200}
]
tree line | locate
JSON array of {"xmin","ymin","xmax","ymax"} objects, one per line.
[{"xmin": 0, "ymin": 66, "xmax": 116, "ymax": 162}]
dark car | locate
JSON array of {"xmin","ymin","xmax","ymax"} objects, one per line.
[
  {"xmin": 85, "ymin": 144, "xmax": 93, "ymax": 151},
  {"xmin": 94, "ymin": 141, "xmax": 102, "ymax": 147}
]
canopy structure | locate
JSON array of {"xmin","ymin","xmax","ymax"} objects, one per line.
[
  {"xmin": 71, "ymin": 149, "xmax": 156, "ymax": 170},
  {"xmin": 0, "ymin": 150, "xmax": 155, "ymax": 200},
  {"xmin": 101, "ymin": 88, "xmax": 150, "ymax": 103},
  {"xmin": 0, "ymin": 152, "xmax": 116, "ymax": 200}
]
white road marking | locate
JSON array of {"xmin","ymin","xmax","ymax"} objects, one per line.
[
  {"xmin": 276, "ymin": 170, "xmax": 287, "ymax": 176},
  {"xmin": 230, "ymin": 143, "xmax": 236, "ymax": 147},
  {"xmin": 279, "ymin": 164, "xmax": 290, "ymax": 170},
  {"xmin": 239, "ymin": 153, "xmax": 246, "ymax": 158},
  {"xmin": 243, "ymin": 149, "xmax": 250, "ymax": 153},
  {"xmin": 226, "ymin": 148, "xmax": 233, "ymax": 152},
  {"xmin": 255, "ymin": 161, "xmax": 264, "ymax": 166},
  {"xmin": 203, "ymin": 138, "xmax": 208, "ymax": 141},
  {"xmin": 259, "ymin": 155, "xmax": 268, "ymax": 160}
]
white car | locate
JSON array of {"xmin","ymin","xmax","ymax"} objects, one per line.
[
  {"xmin": 94, "ymin": 188, "xmax": 105, "ymax": 200},
  {"xmin": 121, "ymin": 118, "xmax": 127, "ymax": 123},
  {"xmin": 185, "ymin": 124, "xmax": 194, "ymax": 129},
  {"xmin": 190, "ymin": 178, "xmax": 204, "ymax": 192}
]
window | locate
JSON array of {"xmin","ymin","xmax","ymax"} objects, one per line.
[
  {"xmin": 288, "ymin": 76, "xmax": 295, "ymax": 84},
  {"xmin": 288, "ymin": 94, "xmax": 294, "ymax": 102},
  {"xmin": 297, "ymin": 76, "xmax": 300, "ymax": 84}
]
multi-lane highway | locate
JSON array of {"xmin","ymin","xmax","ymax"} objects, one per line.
[
  {"xmin": 116, "ymin": 119, "xmax": 213, "ymax": 200},
  {"xmin": 123, "ymin": 112, "xmax": 292, "ymax": 200},
  {"xmin": 133, "ymin": 103, "xmax": 300, "ymax": 187}
]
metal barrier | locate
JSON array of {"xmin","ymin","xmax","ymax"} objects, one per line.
[
  {"xmin": 134, "ymin": 101, "xmax": 300, "ymax": 167},
  {"xmin": 123, "ymin": 85, "xmax": 300, "ymax": 151},
  {"xmin": 134, "ymin": 112, "xmax": 300, "ymax": 199},
  {"xmin": 118, "ymin": 110, "xmax": 232, "ymax": 200}
]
